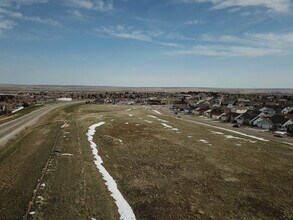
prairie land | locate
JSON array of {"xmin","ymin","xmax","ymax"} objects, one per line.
[{"xmin": 0, "ymin": 104, "xmax": 292, "ymax": 219}]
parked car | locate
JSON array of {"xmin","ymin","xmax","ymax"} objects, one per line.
[
  {"xmin": 274, "ymin": 133, "xmax": 283, "ymax": 138},
  {"xmin": 233, "ymin": 124, "xmax": 241, "ymax": 128}
]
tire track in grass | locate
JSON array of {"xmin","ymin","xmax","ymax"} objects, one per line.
[{"xmin": 87, "ymin": 122, "xmax": 136, "ymax": 220}]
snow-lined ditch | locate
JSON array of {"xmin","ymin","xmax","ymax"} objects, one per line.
[
  {"xmin": 87, "ymin": 122, "xmax": 136, "ymax": 220},
  {"xmin": 210, "ymin": 130, "xmax": 257, "ymax": 143},
  {"xmin": 185, "ymin": 118, "xmax": 269, "ymax": 142}
]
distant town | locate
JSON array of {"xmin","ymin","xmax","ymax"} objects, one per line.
[{"xmin": 1, "ymin": 87, "xmax": 293, "ymax": 134}]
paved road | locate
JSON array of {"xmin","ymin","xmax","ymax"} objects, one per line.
[{"xmin": 0, "ymin": 102, "xmax": 77, "ymax": 148}]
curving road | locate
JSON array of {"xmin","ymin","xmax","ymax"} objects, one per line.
[{"xmin": 0, "ymin": 102, "xmax": 77, "ymax": 148}]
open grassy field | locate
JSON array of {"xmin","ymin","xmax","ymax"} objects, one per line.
[{"xmin": 0, "ymin": 104, "xmax": 292, "ymax": 219}]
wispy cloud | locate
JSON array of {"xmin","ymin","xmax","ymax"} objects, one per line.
[
  {"xmin": 166, "ymin": 31, "xmax": 293, "ymax": 57},
  {"xmin": 0, "ymin": 19, "xmax": 16, "ymax": 30},
  {"xmin": 65, "ymin": 0, "xmax": 113, "ymax": 12},
  {"xmin": 0, "ymin": 7, "xmax": 62, "ymax": 28},
  {"xmin": 166, "ymin": 44, "xmax": 284, "ymax": 57},
  {"xmin": 0, "ymin": 0, "xmax": 49, "ymax": 8},
  {"xmin": 181, "ymin": 0, "xmax": 292, "ymax": 13},
  {"xmin": 67, "ymin": 9, "xmax": 83, "ymax": 17},
  {"xmin": 96, "ymin": 25, "xmax": 181, "ymax": 47},
  {"xmin": 185, "ymin": 19, "xmax": 203, "ymax": 25}
]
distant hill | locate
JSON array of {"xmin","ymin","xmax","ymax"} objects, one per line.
[{"xmin": 0, "ymin": 84, "xmax": 292, "ymax": 95}]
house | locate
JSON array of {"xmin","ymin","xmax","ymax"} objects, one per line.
[
  {"xmin": 204, "ymin": 109, "xmax": 212, "ymax": 117},
  {"xmin": 192, "ymin": 106, "xmax": 210, "ymax": 115},
  {"xmin": 259, "ymin": 107, "xmax": 276, "ymax": 115},
  {"xmin": 256, "ymin": 117, "xmax": 273, "ymax": 129},
  {"xmin": 271, "ymin": 114, "xmax": 293, "ymax": 130},
  {"xmin": 288, "ymin": 124, "xmax": 293, "ymax": 133},
  {"xmin": 281, "ymin": 107, "xmax": 293, "ymax": 114},
  {"xmin": 231, "ymin": 106, "xmax": 247, "ymax": 114},
  {"xmin": 236, "ymin": 110, "xmax": 262, "ymax": 125},
  {"xmin": 211, "ymin": 109, "xmax": 224, "ymax": 120},
  {"xmin": 220, "ymin": 112, "xmax": 241, "ymax": 123}
]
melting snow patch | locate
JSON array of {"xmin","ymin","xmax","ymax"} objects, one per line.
[
  {"xmin": 161, "ymin": 123, "xmax": 179, "ymax": 132},
  {"xmin": 153, "ymin": 110, "xmax": 162, "ymax": 115},
  {"xmin": 30, "ymin": 211, "xmax": 36, "ymax": 215},
  {"xmin": 111, "ymin": 119, "xmax": 115, "ymax": 122},
  {"xmin": 128, "ymin": 114, "xmax": 133, "ymax": 117},
  {"xmin": 40, "ymin": 183, "xmax": 45, "ymax": 189},
  {"xmin": 236, "ymin": 144, "xmax": 242, "ymax": 146},
  {"xmin": 125, "ymin": 122, "xmax": 129, "ymax": 125},
  {"xmin": 144, "ymin": 120, "xmax": 153, "ymax": 123},
  {"xmin": 61, "ymin": 123, "xmax": 69, "ymax": 128},
  {"xmin": 188, "ymin": 136, "xmax": 193, "ymax": 138},
  {"xmin": 198, "ymin": 139, "xmax": 209, "ymax": 144},
  {"xmin": 148, "ymin": 115, "xmax": 168, "ymax": 123},
  {"xmin": 211, "ymin": 131, "xmax": 224, "ymax": 135},
  {"xmin": 87, "ymin": 122, "xmax": 136, "ymax": 220},
  {"xmin": 61, "ymin": 153, "xmax": 73, "ymax": 156},
  {"xmin": 126, "ymin": 109, "xmax": 132, "ymax": 112}
]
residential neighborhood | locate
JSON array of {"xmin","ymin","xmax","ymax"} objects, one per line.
[{"xmin": 1, "ymin": 89, "xmax": 293, "ymax": 135}]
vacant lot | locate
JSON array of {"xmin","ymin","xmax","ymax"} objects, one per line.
[{"xmin": 0, "ymin": 104, "xmax": 292, "ymax": 219}]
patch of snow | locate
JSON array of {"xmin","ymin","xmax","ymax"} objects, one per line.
[
  {"xmin": 282, "ymin": 142, "xmax": 293, "ymax": 146},
  {"xmin": 135, "ymin": 124, "xmax": 139, "ymax": 126},
  {"xmin": 144, "ymin": 120, "xmax": 153, "ymax": 123},
  {"xmin": 161, "ymin": 123, "xmax": 179, "ymax": 132},
  {"xmin": 40, "ymin": 183, "xmax": 45, "ymax": 189},
  {"xmin": 225, "ymin": 135, "xmax": 242, "ymax": 140},
  {"xmin": 188, "ymin": 136, "xmax": 193, "ymax": 138},
  {"xmin": 87, "ymin": 122, "xmax": 136, "ymax": 220},
  {"xmin": 29, "ymin": 211, "xmax": 36, "ymax": 215},
  {"xmin": 125, "ymin": 122, "xmax": 129, "ymax": 125},
  {"xmin": 211, "ymin": 131, "xmax": 224, "ymax": 135},
  {"xmin": 61, "ymin": 123, "xmax": 69, "ymax": 128},
  {"xmin": 148, "ymin": 115, "xmax": 168, "ymax": 123},
  {"xmin": 126, "ymin": 109, "xmax": 132, "ymax": 112},
  {"xmin": 111, "ymin": 119, "xmax": 115, "ymax": 122},
  {"xmin": 128, "ymin": 114, "xmax": 133, "ymax": 117},
  {"xmin": 153, "ymin": 110, "xmax": 162, "ymax": 115},
  {"xmin": 235, "ymin": 144, "xmax": 242, "ymax": 146},
  {"xmin": 198, "ymin": 139, "xmax": 209, "ymax": 144},
  {"xmin": 61, "ymin": 153, "xmax": 73, "ymax": 156},
  {"xmin": 162, "ymin": 123, "xmax": 172, "ymax": 128},
  {"xmin": 275, "ymin": 131, "xmax": 286, "ymax": 135}
]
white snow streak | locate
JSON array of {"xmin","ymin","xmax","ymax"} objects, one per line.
[
  {"xmin": 153, "ymin": 110, "xmax": 162, "ymax": 115},
  {"xmin": 87, "ymin": 122, "xmax": 136, "ymax": 220},
  {"xmin": 161, "ymin": 123, "xmax": 179, "ymax": 131},
  {"xmin": 148, "ymin": 115, "xmax": 168, "ymax": 123}
]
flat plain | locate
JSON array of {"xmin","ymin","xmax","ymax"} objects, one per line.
[{"xmin": 0, "ymin": 103, "xmax": 292, "ymax": 219}]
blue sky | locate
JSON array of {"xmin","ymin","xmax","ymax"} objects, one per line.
[{"xmin": 0, "ymin": 0, "xmax": 293, "ymax": 88}]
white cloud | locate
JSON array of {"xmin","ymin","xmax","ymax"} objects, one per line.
[
  {"xmin": 97, "ymin": 25, "xmax": 181, "ymax": 47},
  {"xmin": 167, "ymin": 44, "xmax": 284, "ymax": 57},
  {"xmin": 97, "ymin": 25, "xmax": 153, "ymax": 41},
  {"xmin": 185, "ymin": 19, "xmax": 203, "ymax": 25},
  {"xmin": 0, "ymin": 0, "xmax": 49, "ymax": 8},
  {"xmin": 0, "ymin": 19, "xmax": 16, "ymax": 30},
  {"xmin": 166, "ymin": 31, "xmax": 293, "ymax": 57},
  {"xmin": 68, "ymin": 9, "xmax": 83, "ymax": 17},
  {"xmin": 182, "ymin": 0, "xmax": 292, "ymax": 13},
  {"xmin": 0, "ymin": 7, "xmax": 62, "ymax": 27},
  {"xmin": 65, "ymin": 0, "xmax": 113, "ymax": 11}
]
